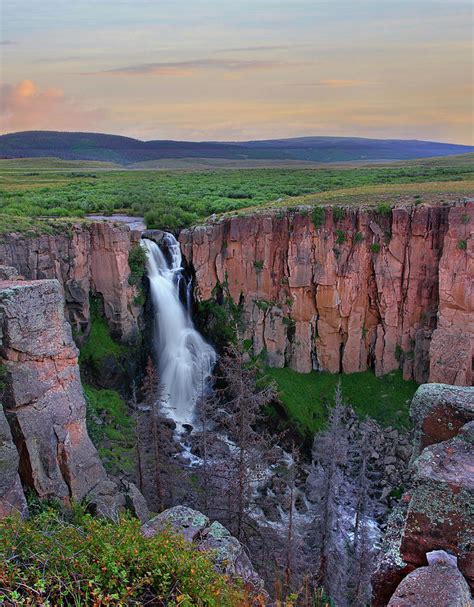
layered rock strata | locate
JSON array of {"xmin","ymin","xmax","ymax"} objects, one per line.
[
  {"xmin": 0, "ymin": 221, "xmax": 142, "ymax": 343},
  {"xmin": 372, "ymin": 383, "xmax": 474, "ymax": 605},
  {"xmin": 180, "ymin": 200, "xmax": 473, "ymax": 384},
  {"xmin": 0, "ymin": 278, "xmax": 127, "ymax": 517}
]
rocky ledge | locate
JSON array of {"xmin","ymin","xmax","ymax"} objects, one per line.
[
  {"xmin": 142, "ymin": 505, "xmax": 266, "ymax": 602},
  {"xmin": 0, "ymin": 276, "xmax": 146, "ymax": 519},
  {"xmin": 372, "ymin": 382, "xmax": 474, "ymax": 605}
]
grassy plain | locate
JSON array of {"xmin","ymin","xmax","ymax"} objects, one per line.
[{"xmin": 0, "ymin": 154, "xmax": 472, "ymax": 233}]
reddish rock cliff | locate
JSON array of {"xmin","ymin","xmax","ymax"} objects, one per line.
[
  {"xmin": 0, "ymin": 222, "xmax": 142, "ymax": 344},
  {"xmin": 0, "ymin": 278, "xmax": 125, "ymax": 516},
  {"xmin": 181, "ymin": 200, "xmax": 473, "ymax": 384}
]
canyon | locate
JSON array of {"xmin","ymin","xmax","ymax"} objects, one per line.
[
  {"xmin": 181, "ymin": 199, "xmax": 473, "ymax": 386},
  {"xmin": 0, "ymin": 200, "xmax": 473, "ymax": 605},
  {"xmin": 0, "ymin": 200, "xmax": 471, "ymax": 388}
]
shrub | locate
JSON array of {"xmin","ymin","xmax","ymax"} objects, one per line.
[
  {"xmin": 253, "ymin": 260, "xmax": 264, "ymax": 272},
  {"xmin": 461, "ymin": 213, "xmax": 469, "ymax": 224},
  {"xmin": 457, "ymin": 239, "xmax": 467, "ymax": 250},
  {"xmin": 332, "ymin": 206, "xmax": 344, "ymax": 221},
  {"xmin": 226, "ymin": 190, "xmax": 252, "ymax": 199},
  {"xmin": 335, "ymin": 229, "xmax": 346, "ymax": 245},
  {"xmin": 128, "ymin": 243, "xmax": 148, "ymax": 286},
  {"xmin": 79, "ymin": 304, "xmax": 126, "ymax": 366},
  {"xmin": 377, "ymin": 202, "xmax": 391, "ymax": 216},
  {"xmin": 312, "ymin": 206, "xmax": 325, "ymax": 228},
  {"xmin": 354, "ymin": 231, "xmax": 364, "ymax": 243},
  {"xmin": 371, "ymin": 243, "xmax": 381, "ymax": 253},
  {"xmin": 0, "ymin": 509, "xmax": 245, "ymax": 606},
  {"xmin": 253, "ymin": 299, "xmax": 274, "ymax": 311},
  {"xmin": 395, "ymin": 344, "xmax": 403, "ymax": 361}
]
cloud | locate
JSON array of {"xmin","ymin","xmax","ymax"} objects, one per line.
[
  {"xmin": 90, "ymin": 58, "xmax": 294, "ymax": 77},
  {"xmin": 0, "ymin": 39, "xmax": 17, "ymax": 45},
  {"xmin": 219, "ymin": 45, "xmax": 288, "ymax": 53},
  {"xmin": 296, "ymin": 79, "xmax": 374, "ymax": 87},
  {"xmin": 0, "ymin": 80, "xmax": 106, "ymax": 133}
]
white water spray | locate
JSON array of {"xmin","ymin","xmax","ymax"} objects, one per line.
[{"xmin": 142, "ymin": 235, "xmax": 216, "ymax": 426}]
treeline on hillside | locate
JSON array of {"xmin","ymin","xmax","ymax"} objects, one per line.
[{"xmin": 2, "ymin": 131, "xmax": 472, "ymax": 164}]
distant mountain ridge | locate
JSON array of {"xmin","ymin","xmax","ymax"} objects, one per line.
[{"xmin": 0, "ymin": 130, "xmax": 472, "ymax": 164}]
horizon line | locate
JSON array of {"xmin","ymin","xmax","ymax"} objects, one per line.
[{"xmin": 1, "ymin": 129, "xmax": 473, "ymax": 148}]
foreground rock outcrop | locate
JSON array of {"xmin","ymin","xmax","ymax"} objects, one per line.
[
  {"xmin": 372, "ymin": 383, "xmax": 474, "ymax": 605},
  {"xmin": 142, "ymin": 505, "xmax": 265, "ymax": 598},
  {"xmin": 0, "ymin": 277, "xmax": 141, "ymax": 518},
  {"xmin": 0, "ymin": 406, "xmax": 28, "ymax": 518},
  {"xmin": 181, "ymin": 200, "xmax": 473, "ymax": 384},
  {"xmin": 387, "ymin": 554, "xmax": 472, "ymax": 607},
  {"xmin": 0, "ymin": 221, "xmax": 142, "ymax": 344}
]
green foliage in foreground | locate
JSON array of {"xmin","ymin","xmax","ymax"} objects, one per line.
[
  {"xmin": 0, "ymin": 509, "xmax": 245, "ymax": 606},
  {"xmin": 84, "ymin": 385, "xmax": 136, "ymax": 475},
  {"xmin": 266, "ymin": 368, "xmax": 418, "ymax": 434}
]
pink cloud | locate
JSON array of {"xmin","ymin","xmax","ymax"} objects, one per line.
[{"xmin": 0, "ymin": 80, "xmax": 106, "ymax": 132}]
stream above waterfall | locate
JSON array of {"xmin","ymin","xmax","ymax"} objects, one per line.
[{"xmin": 142, "ymin": 234, "xmax": 216, "ymax": 427}]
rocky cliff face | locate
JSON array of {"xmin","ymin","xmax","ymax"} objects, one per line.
[
  {"xmin": 372, "ymin": 383, "xmax": 474, "ymax": 605},
  {"xmin": 180, "ymin": 200, "xmax": 473, "ymax": 385},
  {"xmin": 0, "ymin": 221, "xmax": 142, "ymax": 344},
  {"xmin": 0, "ymin": 277, "xmax": 142, "ymax": 518}
]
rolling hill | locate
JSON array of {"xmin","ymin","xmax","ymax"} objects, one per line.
[{"xmin": 0, "ymin": 130, "xmax": 472, "ymax": 165}]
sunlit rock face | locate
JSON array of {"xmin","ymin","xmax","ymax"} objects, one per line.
[
  {"xmin": 180, "ymin": 200, "xmax": 473, "ymax": 385},
  {"xmin": 0, "ymin": 278, "xmax": 118, "ymax": 513}
]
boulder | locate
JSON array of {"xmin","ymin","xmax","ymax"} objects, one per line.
[
  {"xmin": 142, "ymin": 506, "xmax": 265, "ymax": 594},
  {"xmin": 121, "ymin": 480, "xmax": 150, "ymax": 523},
  {"xmin": 0, "ymin": 266, "xmax": 22, "ymax": 281},
  {"xmin": 387, "ymin": 561, "xmax": 472, "ymax": 607},
  {"xmin": 410, "ymin": 383, "xmax": 474, "ymax": 456},
  {"xmin": 400, "ymin": 422, "xmax": 474, "ymax": 587},
  {"xmin": 373, "ymin": 386, "xmax": 474, "ymax": 605}
]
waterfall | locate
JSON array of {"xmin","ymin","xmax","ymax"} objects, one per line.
[{"xmin": 142, "ymin": 234, "xmax": 216, "ymax": 427}]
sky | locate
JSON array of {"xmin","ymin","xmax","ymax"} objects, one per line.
[{"xmin": 0, "ymin": 0, "xmax": 473, "ymax": 143}]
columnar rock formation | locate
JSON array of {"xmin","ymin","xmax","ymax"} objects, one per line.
[
  {"xmin": 372, "ymin": 383, "xmax": 474, "ymax": 605},
  {"xmin": 0, "ymin": 277, "xmax": 128, "ymax": 517},
  {"xmin": 0, "ymin": 221, "xmax": 142, "ymax": 343},
  {"xmin": 181, "ymin": 200, "xmax": 473, "ymax": 385}
]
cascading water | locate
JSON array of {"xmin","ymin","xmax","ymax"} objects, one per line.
[{"xmin": 142, "ymin": 234, "xmax": 216, "ymax": 427}]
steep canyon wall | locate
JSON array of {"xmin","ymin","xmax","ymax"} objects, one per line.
[
  {"xmin": 0, "ymin": 277, "xmax": 132, "ymax": 517},
  {"xmin": 181, "ymin": 200, "xmax": 473, "ymax": 385},
  {"xmin": 0, "ymin": 222, "xmax": 142, "ymax": 344}
]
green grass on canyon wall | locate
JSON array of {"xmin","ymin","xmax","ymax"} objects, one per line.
[
  {"xmin": 0, "ymin": 155, "xmax": 472, "ymax": 233},
  {"xmin": 84, "ymin": 384, "xmax": 136, "ymax": 475},
  {"xmin": 266, "ymin": 367, "xmax": 418, "ymax": 434}
]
